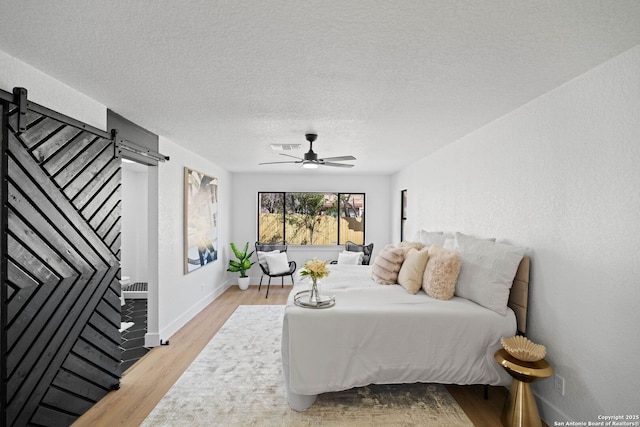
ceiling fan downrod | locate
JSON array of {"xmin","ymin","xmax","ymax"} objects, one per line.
[{"xmin": 304, "ymin": 133, "xmax": 318, "ymax": 161}]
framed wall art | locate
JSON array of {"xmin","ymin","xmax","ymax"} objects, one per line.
[{"xmin": 184, "ymin": 167, "xmax": 218, "ymax": 273}]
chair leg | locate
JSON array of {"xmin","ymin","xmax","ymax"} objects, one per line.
[
  {"xmin": 266, "ymin": 277, "xmax": 271, "ymax": 298},
  {"xmin": 281, "ymin": 277, "xmax": 284, "ymax": 288},
  {"xmin": 258, "ymin": 276, "xmax": 263, "ymax": 292}
]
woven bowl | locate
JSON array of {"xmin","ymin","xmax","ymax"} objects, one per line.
[{"xmin": 501, "ymin": 336, "xmax": 546, "ymax": 362}]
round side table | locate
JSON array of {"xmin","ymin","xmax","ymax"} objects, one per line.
[{"xmin": 494, "ymin": 348, "xmax": 553, "ymax": 427}]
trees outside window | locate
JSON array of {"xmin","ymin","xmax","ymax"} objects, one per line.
[{"xmin": 258, "ymin": 192, "xmax": 365, "ymax": 245}]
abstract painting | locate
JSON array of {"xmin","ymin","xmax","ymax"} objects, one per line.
[{"xmin": 184, "ymin": 167, "xmax": 218, "ymax": 273}]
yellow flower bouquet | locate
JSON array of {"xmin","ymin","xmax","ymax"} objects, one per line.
[
  {"xmin": 300, "ymin": 258, "xmax": 330, "ymax": 284},
  {"xmin": 299, "ymin": 258, "xmax": 330, "ymax": 303}
]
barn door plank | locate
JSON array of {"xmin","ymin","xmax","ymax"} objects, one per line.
[
  {"xmin": 15, "ymin": 117, "xmax": 63, "ymax": 149},
  {"xmin": 7, "ymin": 107, "xmax": 43, "ymax": 132},
  {"xmin": 59, "ymin": 141, "xmax": 113, "ymax": 197},
  {"xmin": 7, "ymin": 211, "xmax": 76, "ymax": 277},
  {"xmin": 44, "ymin": 132, "xmax": 99, "ymax": 177},
  {"xmin": 8, "ymin": 132, "xmax": 116, "ymax": 268},
  {"xmin": 31, "ymin": 125, "xmax": 83, "ymax": 163},
  {"xmin": 6, "ymin": 175, "xmax": 97, "ymax": 272}
]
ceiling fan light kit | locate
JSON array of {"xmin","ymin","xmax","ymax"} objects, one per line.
[{"xmin": 259, "ymin": 133, "xmax": 356, "ymax": 169}]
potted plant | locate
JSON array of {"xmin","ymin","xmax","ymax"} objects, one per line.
[{"xmin": 227, "ymin": 242, "xmax": 255, "ymax": 290}]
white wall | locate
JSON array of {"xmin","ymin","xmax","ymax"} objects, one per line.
[
  {"xmin": 391, "ymin": 45, "xmax": 640, "ymax": 422},
  {"xmin": 230, "ymin": 173, "xmax": 392, "ymax": 284},
  {"xmin": 121, "ymin": 165, "xmax": 149, "ymax": 283},
  {"xmin": 0, "ymin": 50, "xmax": 105, "ymax": 130},
  {"xmin": 154, "ymin": 137, "xmax": 232, "ymax": 343}
]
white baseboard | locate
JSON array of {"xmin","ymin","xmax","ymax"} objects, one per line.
[
  {"xmin": 155, "ymin": 280, "xmax": 231, "ymax": 346},
  {"xmin": 537, "ymin": 392, "xmax": 571, "ymax": 425},
  {"xmin": 145, "ymin": 332, "xmax": 160, "ymax": 348}
]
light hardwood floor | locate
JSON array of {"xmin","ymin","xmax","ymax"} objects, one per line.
[{"xmin": 74, "ymin": 285, "xmax": 543, "ymax": 427}]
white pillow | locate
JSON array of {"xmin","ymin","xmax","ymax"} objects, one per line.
[
  {"xmin": 338, "ymin": 251, "xmax": 363, "ymax": 265},
  {"xmin": 257, "ymin": 250, "xmax": 280, "ymax": 270},
  {"xmin": 413, "ymin": 230, "xmax": 448, "ymax": 246},
  {"xmin": 445, "ymin": 234, "xmax": 495, "ymax": 250},
  {"xmin": 425, "ymin": 233, "xmax": 453, "ymax": 246},
  {"xmin": 443, "ymin": 238, "xmax": 455, "ymax": 250},
  {"xmin": 263, "ymin": 251, "xmax": 290, "ymax": 275},
  {"xmin": 453, "ymin": 232, "xmax": 526, "ymax": 315}
]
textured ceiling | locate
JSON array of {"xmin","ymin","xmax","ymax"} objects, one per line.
[{"xmin": 1, "ymin": 1, "xmax": 640, "ymax": 174}]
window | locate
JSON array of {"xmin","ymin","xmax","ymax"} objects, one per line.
[
  {"xmin": 401, "ymin": 189, "xmax": 407, "ymax": 242},
  {"xmin": 258, "ymin": 192, "xmax": 365, "ymax": 245}
]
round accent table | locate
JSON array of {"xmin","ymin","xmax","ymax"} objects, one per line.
[{"xmin": 494, "ymin": 348, "xmax": 553, "ymax": 427}]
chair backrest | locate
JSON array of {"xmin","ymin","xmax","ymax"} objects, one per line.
[
  {"xmin": 345, "ymin": 241, "xmax": 374, "ymax": 265},
  {"xmin": 255, "ymin": 241, "xmax": 287, "ymax": 253}
]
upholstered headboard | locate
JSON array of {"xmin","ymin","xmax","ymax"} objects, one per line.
[{"xmin": 508, "ymin": 256, "xmax": 530, "ymax": 335}]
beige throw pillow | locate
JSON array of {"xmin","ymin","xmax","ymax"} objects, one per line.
[
  {"xmin": 397, "ymin": 247, "xmax": 430, "ymax": 294},
  {"xmin": 371, "ymin": 244, "xmax": 405, "ymax": 285},
  {"xmin": 422, "ymin": 245, "xmax": 461, "ymax": 300},
  {"xmin": 397, "ymin": 241, "xmax": 424, "ymax": 257}
]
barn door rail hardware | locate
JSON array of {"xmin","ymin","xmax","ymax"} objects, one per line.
[
  {"xmin": 112, "ymin": 129, "xmax": 169, "ymax": 163},
  {"xmin": 0, "ymin": 87, "xmax": 112, "ymax": 139},
  {"xmin": 1, "ymin": 87, "xmax": 169, "ymax": 163}
]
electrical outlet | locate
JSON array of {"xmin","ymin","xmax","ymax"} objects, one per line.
[{"xmin": 554, "ymin": 374, "xmax": 565, "ymax": 396}]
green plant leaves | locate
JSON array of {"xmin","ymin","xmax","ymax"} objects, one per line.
[{"xmin": 227, "ymin": 242, "xmax": 255, "ymax": 276}]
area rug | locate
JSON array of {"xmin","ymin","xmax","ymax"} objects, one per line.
[{"xmin": 142, "ymin": 305, "xmax": 473, "ymax": 426}]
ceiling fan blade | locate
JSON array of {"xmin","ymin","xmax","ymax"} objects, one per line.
[
  {"xmin": 258, "ymin": 160, "xmax": 301, "ymax": 165},
  {"xmin": 320, "ymin": 155, "xmax": 356, "ymax": 162},
  {"xmin": 322, "ymin": 162, "xmax": 355, "ymax": 168},
  {"xmin": 279, "ymin": 153, "xmax": 304, "ymax": 160}
]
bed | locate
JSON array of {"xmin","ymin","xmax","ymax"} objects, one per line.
[{"xmin": 281, "ymin": 244, "xmax": 530, "ymax": 411}]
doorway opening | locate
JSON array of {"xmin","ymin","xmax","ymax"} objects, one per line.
[{"xmin": 119, "ymin": 159, "xmax": 152, "ymax": 370}]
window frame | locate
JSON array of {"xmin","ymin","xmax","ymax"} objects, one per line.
[{"xmin": 400, "ymin": 189, "xmax": 407, "ymax": 242}]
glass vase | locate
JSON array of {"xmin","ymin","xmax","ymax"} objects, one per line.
[{"xmin": 309, "ymin": 278, "xmax": 320, "ymax": 304}]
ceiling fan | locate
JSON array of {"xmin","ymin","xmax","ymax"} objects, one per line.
[{"xmin": 259, "ymin": 133, "xmax": 356, "ymax": 169}]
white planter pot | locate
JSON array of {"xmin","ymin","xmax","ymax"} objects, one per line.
[{"xmin": 238, "ymin": 276, "xmax": 250, "ymax": 290}]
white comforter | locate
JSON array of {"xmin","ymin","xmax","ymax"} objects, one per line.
[{"xmin": 281, "ymin": 265, "xmax": 516, "ymax": 411}]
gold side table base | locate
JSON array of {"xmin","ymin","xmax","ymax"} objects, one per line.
[
  {"xmin": 494, "ymin": 349, "xmax": 553, "ymax": 427},
  {"xmin": 502, "ymin": 379, "xmax": 542, "ymax": 427}
]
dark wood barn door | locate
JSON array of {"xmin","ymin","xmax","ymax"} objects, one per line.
[{"xmin": 1, "ymin": 96, "xmax": 122, "ymax": 426}]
